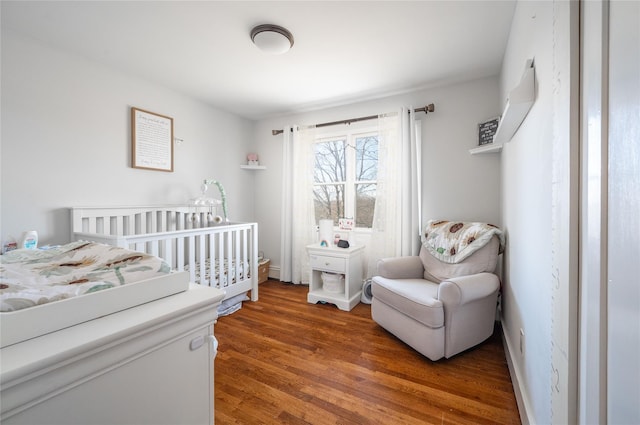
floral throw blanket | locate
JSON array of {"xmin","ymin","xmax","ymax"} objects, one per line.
[
  {"xmin": 0, "ymin": 241, "xmax": 170, "ymax": 312},
  {"xmin": 422, "ymin": 220, "xmax": 505, "ymax": 264}
]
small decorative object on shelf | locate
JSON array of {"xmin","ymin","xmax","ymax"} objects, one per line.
[
  {"xmin": 2, "ymin": 237, "xmax": 18, "ymax": 254},
  {"xmin": 337, "ymin": 240, "xmax": 350, "ymax": 248},
  {"xmin": 247, "ymin": 153, "xmax": 259, "ymax": 166},
  {"xmin": 478, "ymin": 117, "xmax": 500, "ymax": 146},
  {"xmin": 338, "ymin": 218, "xmax": 354, "ymax": 230}
]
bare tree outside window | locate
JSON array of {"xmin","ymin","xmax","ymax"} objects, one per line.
[
  {"xmin": 355, "ymin": 136, "xmax": 378, "ymax": 227},
  {"xmin": 313, "ymin": 139, "xmax": 346, "ymax": 223},
  {"xmin": 313, "ymin": 133, "xmax": 378, "ymax": 228}
]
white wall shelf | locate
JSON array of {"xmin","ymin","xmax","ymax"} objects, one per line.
[
  {"xmin": 469, "ymin": 143, "xmax": 503, "ymax": 155},
  {"xmin": 493, "ymin": 59, "xmax": 536, "ymax": 146},
  {"xmin": 240, "ymin": 165, "xmax": 266, "ymax": 170}
]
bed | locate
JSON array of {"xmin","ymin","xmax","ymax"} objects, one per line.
[{"xmin": 69, "ymin": 205, "xmax": 259, "ymax": 304}]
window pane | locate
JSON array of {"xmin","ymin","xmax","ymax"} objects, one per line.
[
  {"xmin": 355, "ymin": 136, "xmax": 378, "ymax": 181},
  {"xmin": 355, "ymin": 183, "xmax": 376, "ymax": 228},
  {"xmin": 314, "ymin": 139, "xmax": 346, "ymax": 184},
  {"xmin": 313, "ymin": 184, "xmax": 344, "ymax": 224}
]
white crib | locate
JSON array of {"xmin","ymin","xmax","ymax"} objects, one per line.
[{"xmin": 69, "ymin": 206, "xmax": 258, "ymax": 302}]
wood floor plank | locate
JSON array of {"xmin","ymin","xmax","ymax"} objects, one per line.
[{"xmin": 214, "ymin": 280, "xmax": 521, "ymax": 424}]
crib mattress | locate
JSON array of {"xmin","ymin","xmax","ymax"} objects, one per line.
[{"xmin": 0, "ymin": 241, "xmax": 189, "ymax": 347}]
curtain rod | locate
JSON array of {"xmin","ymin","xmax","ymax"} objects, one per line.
[{"xmin": 271, "ymin": 103, "xmax": 435, "ymax": 136}]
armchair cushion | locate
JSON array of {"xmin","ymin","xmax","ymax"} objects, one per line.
[
  {"xmin": 420, "ymin": 236, "xmax": 500, "ymax": 282},
  {"xmin": 371, "ymin": 277, "xmax": 443, "ymax": 328}
]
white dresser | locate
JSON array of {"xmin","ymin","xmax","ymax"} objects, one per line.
[
  {"xmin": 306, "ymin": 243, "xmax": 364, "ymax": 311},
  {"xmin": 0, "ymin": 284, "xmax": 224, "ymax": 425}
]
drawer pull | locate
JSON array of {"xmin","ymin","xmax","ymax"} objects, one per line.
[{"xmin": 190, "ymin": 335, "xmax": 205, "ymax": 351}]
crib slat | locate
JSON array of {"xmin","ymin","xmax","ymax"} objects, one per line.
[
  {"xmin": 188, "ymin": 236, "xmax": 196, "ymax": 284},
  {"xmin": 198, "ymin": 233, "xmax": 206, "ymax": 286},
  {"xmin": 244, "ymin": 228, "xmax": 249, "ymax": 283},
  {"xmin": 149, "ymin": 240, "xmax": 159, "ymax": 258},
  {"xmin": 226, "ymin": 230, "xmax": 232, "ymax": 289},
  {"xmin": 176, "ymin": 236, "xmax": 185, "ymax": 272},
  {"xmin": 211, "ymin": 231, "xmax": 217, "ymax": 286},
  {"xmin": 233, "ymin": 229, "xmax": 240, "ymax": 285},
  {"xmin": 217, "ymin": 231, "xmax": 224, "ymax": 287}
]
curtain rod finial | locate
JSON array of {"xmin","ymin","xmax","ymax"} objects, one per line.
[{"xmin": 426, "ymin": 103, "xmax": 435, "ymax": 113}]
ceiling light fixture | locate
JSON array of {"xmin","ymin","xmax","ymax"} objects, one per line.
[{"xmin": 250, "ymin": 24, "xmax": 294, "ymax": 55}]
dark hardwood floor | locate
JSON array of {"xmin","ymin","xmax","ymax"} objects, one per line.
[{"xmin": 214, "ymin": 280, "xmax": 520, "ymax": 424}]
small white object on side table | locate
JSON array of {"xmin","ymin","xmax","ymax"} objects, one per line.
[{"xmin": 306, "ymin": 243, "xmax": 364, "ymax": 311}]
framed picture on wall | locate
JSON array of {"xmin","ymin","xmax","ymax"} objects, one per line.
[
  {"xmin": 478, "ymin": 116, "xmax": 500, "ymax": 146},
  {"xmin": 131, "ymin": 107, "xmax": 174, "ymax": 172}
]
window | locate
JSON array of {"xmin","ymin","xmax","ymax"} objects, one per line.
[{"xmin": 313, "ymin": 130, "xmax": 378, "ymax": 228}]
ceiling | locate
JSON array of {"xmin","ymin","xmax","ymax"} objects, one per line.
[{"xmin": 2, "ymin": 1, "xmax": 516, "ymax": 121}]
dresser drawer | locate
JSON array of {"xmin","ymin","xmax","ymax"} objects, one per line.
[{"xmin": 309, "ymin": 254, "xmax": 346, "ymax": 272}]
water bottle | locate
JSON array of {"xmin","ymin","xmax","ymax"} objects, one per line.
[{"xmin": 22, "ymin": 230, "xmax": 38, "ymax": 249}]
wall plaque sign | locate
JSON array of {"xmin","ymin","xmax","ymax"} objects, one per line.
[
  {"xmin": 478, "ymin": 117, "xmax": 500, "ymax": 146},
  {"xmin": 131, "ymin": 107, "xmax": 174, "ymax": 172}
]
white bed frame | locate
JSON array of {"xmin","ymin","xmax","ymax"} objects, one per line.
[{"xmin": 70, "ymin": 206, "xmax": 259, "ymax": 302}]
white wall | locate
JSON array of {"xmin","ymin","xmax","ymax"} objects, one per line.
[
  {"xmin": 251, "ymin": 77, "xmax": 502, "ymax": 277},
  {"xmin": 499, "ymin": 2, "xmax": 577, "ymax": 424},
  {"xmin": 1, "ymin": 30, "xmax": 256, "ymax": 246}
]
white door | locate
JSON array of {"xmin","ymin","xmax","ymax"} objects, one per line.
[
  {"xmin": 581, "ymin": 1, "xmax": 640, "ymax": 423},
  {"xmin": 607, "ymin": 1, "xmax": 640, "ymax": 423}
]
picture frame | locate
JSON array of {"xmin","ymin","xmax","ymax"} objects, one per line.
[
  {"xmin": 131, "ymin": 107, "xmax": 174, "ymax": 172},
  {"xmin": 339, "ymin": 218, "xmax": 354, "ymax": 231},
  {"xmin": 478, "ymin": 116, "xmax": 500, "ymax": 146}
]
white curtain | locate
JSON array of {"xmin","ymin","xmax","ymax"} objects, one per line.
[
  {"xmin": 366, "ymin": 108, "xmax": 422, "ymax": 277},
  {"xmin": 280, "ymin": 125, "xmax": 317, "ymax": 284}
]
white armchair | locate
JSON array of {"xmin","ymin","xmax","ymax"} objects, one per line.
[{"xmin": 371, "ymin": 221, "xmax": 503, "ymax": 361}]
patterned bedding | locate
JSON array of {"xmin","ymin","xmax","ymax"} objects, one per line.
[
  {"xmin": 0, "ymin": 241, "xmax": 171, "ymax": 312},
  {"xmin": 185, "ymin": 258, "xmax": 249, "ymax": 287}
]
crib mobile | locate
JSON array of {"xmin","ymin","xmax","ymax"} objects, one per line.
[{"xmin": 188, "ymin": 179, "xmax": 229, "ymax": 227}]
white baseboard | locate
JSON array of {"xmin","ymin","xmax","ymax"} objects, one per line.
[
  {"xmin": 268, "ymin": 265, "xmax": 280, "ymax": 280},
  {"xmin": 501, "ymin": 319, "xmax": 534, "ymax": 425}
]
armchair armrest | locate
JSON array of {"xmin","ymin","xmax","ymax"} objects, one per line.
[
  {"xmin": 376, "ymin": 256, "xmax": 424, "ymax": 279},
  {"xmin": 437, "ymin": 272, "xmax": 500, "ymax": 307}
]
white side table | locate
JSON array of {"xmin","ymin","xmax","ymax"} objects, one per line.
[{"xmin": 306, "ymin": 243, "xmax": 364, "ymax": 311}]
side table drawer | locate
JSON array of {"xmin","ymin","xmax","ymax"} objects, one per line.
[{"xmin": 309, "ymin": 254, "xmax": 346, "ymax": 273}]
